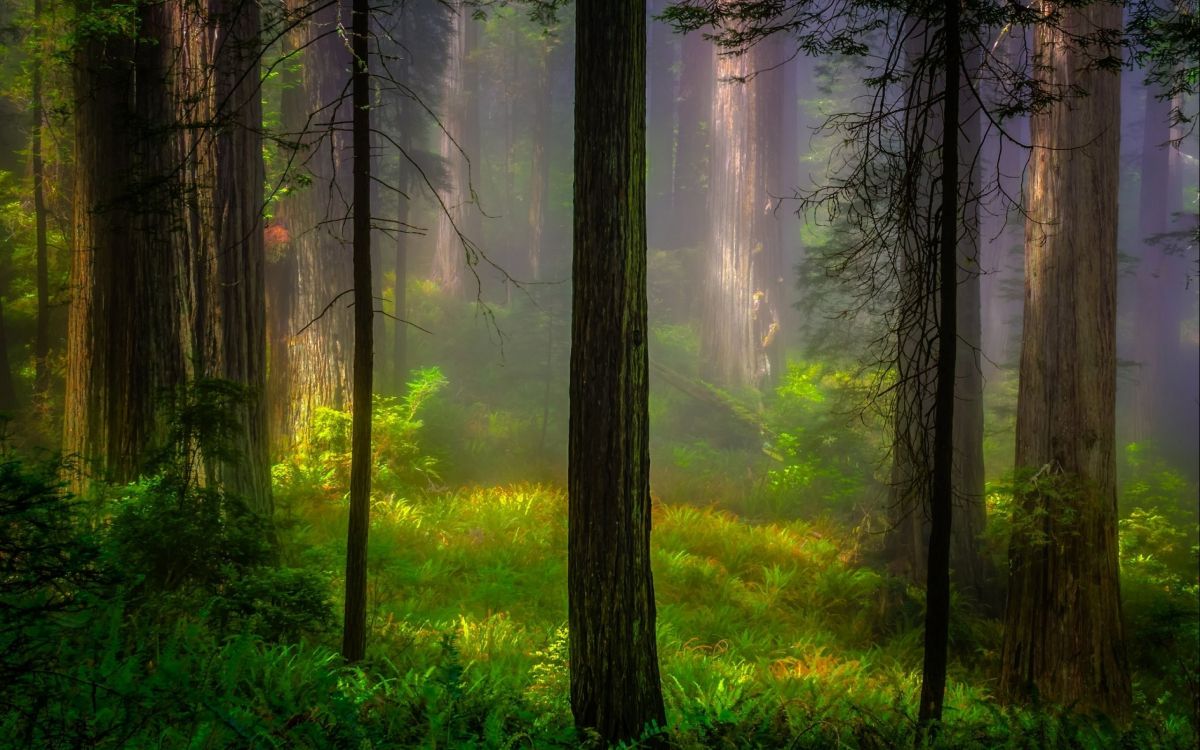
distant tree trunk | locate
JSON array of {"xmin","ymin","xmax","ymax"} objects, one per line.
[
  {"xmin": 31, "ymin": 0, "xmax": 50, "ymax": 407},
  {"xmin": 646, "ymin": 0, "xmax": 677, "ymax": 249},
  {"xmin": 527, "ymin": 42, "xmax": 551, "ymax": 282},
  {"xmin": 999, "ymin": 0, "xmax": 1131, "ymax": 717},
  {"xmin": 886, "ymin": 40, "xmax": 990, "ymax": 606},
  {"xmin": 431, "ymin": 6, "xmax": 480, "ymax": 297},
  {"xmin": 671, "ymin": 30, "xmax": 711, "ymax": 250},
  {"xmin": 267, "ymin": 0, "xmax": 355, "ymax": 445},
  {"xmin": 0, "ymin": 249, "xmax": 15, "ymax": 412},
  {"xmin": 701, "ymin": 39, "xmax": 784, "ymax": 390},
  {"xmin": 342, "ymin": 0, "xmax": 373, "ymax": 663},
  {"xmin": 569, "ymin": 0, "xmax": 666, "ymax": 744}
]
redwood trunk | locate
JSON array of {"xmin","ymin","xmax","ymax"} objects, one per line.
[
  {"xmin": 569, "ymin": 0, "xmax": 666, "ymax": 742},
  {"xmin": 999, "ymin": 0, "xmax": 1131, "ymax": 716}
]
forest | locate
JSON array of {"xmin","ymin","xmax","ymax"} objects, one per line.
[{"xmin": 0, "ymin": 0, "xmax": 1197, "ymax": 746}]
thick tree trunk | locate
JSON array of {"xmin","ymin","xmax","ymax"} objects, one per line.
[
  {"xmin": 267, "ymin": 0, "xmax": 355, "ymax": 445},
  {"xmin": 197, "ymin": 0, "xmax": 271, "ymax": 513},
  {"xmin": 701, "ymin": 39, "xmax": 785, "ymax": 390},
  {"xmin": 342, "ymin": 0, "xmax": 372, "ymax": 663},
  {"xmin": 569, "ymin": 0, "xmax": 666, "ymax": 743},
  {"xmin": 65, "ymin": 3, "xmax": 186, "ymax": 486},
  {"xmin": 671, "ymin": 30, "xmax": 711, "ymax": 251},
  {"xmin": 430, "ymin": 6, "xmax": 480, "ymax": 297},
  {"xmin": 67, "ymin": 0, "xmax": 269, "ymax": 513},
  {"xmin": 999, "ymin": 0, "xmax": 1131, "ymax": 716}
]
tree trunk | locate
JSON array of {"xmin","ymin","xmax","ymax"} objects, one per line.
[
  {"xmin": 430, "ymin": 6, "xmax": 480, "ymax": 297},
  {"xmin": 31, "ymin": 0, "xmax": 50, "ymax": 407},
  {"xmin": 999, "ymin": 0, "xmax": 1131, "ymax": 716},
  {"xmin": 646, "ymin": 0, "xmax": 677, "ymax": 249},
  {"xmin": 266, "ymin": 0, "xmax": 355, "ymax": 445},
  {"xmin": 701, "ymin": 39, "xmax": 785, "ymax": 390},
  {"xmin": 527, "ymin": 41, "xmax": 551, "ymax": 282},
  {"xmin": 886, "ymin": 39, "xmax": 991, "ymax": 607},
  {"xmin": 342, "ymin": 0, "xmax": 373, "ymax": 663},
  {"xmin": 0, "ymin": 248, "xmax": 16, "ymax": 412},
  {"xmin": 917, "ymin": 0, "xmax": 960, "ymax": 726},
  {"xmin": 569, "ymin": 0, "xmax": 666, "ymax": 743},
  {"xmin": 65, "ymin": 1, "xmax": 187, "ymax": 487},
  {"xmin": 671, "ymin": 30, "xmax": 711, "ymax": 250}
]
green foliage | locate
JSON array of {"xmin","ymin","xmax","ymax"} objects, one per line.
[{"xmin": 277, "ymin": 366, "xmax": 447, "ymax": 502}]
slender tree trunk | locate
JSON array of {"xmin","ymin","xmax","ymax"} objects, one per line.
[
  {"xmin": 394, "ymin": 181, "xmax": 409, "ymax": 388},
  {"xmin": 342, "ymin": 0, "xmax": 373, "ymax": 663},
  {"xmin": 31, "ymin": 0, "xmax": 50, "ymax": 407},
  {"xmin": 527, "ymin": 43, "xmax": 551, "ymax": 282},
  {"xmin": 701, "ymin": 39, "xmax": 785, "ymax": 390},
  {"xmin": 569, "ymin": 0, "xmax": 666, "ymax": 743},
  {"xmin": 886, "ymin": 40, "xmax": 990, "ymax": 606},
  {"xmin": 999, "ymin": 0, "xmax": 1131, "ymax": 716},
  {"xmin": 917, "ymin": 0, "xmax": 959, "ymax": 727},
  {"xmin": 0, "ymin": 249, "xmax": 15, "ymax": 412}
]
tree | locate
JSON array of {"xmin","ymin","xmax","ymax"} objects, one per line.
[
  {"xmin": 701, "ymin": 35, "xmax": 786, "ymax": 390},
  {"xmin": 341, "ymin": 0, "xmax": 373, "ymax": 663},
  {"xmin": 670, "ymin": 27, "xmax": 711, "ymax": 251},
  {"xmin": 998, "ymin": 0, "xmax": 1131, "ymax": 716},
  {"xmin": 568, "ymin": 0, "xmax": 666, "ymax": 743},
  {"xmin": 430, "ymin": 3, "xmax": 481, "ymax": 297},
  {"xmin": 265, "ymin": 0, "xmax": 355, "ymax": 446},
  {"xmin": 65, "ymin": 0, "xmax": 271, "ymax": 514},
  {"xmin": 30, "ymin": 0, "xmax": 49, "ymax": 407}
]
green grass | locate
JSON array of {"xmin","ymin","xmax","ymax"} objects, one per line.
[{"xmin": 258, "ymin": 479, "xmax": 1195, "ymax": 749}]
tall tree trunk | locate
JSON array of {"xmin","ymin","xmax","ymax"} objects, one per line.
[
  {"xmin": 886, "ymin": 40, "xmax": 991, "ymax": 606},
  {"xmin": 671, "ymin": 30, "xmax": 711, "ymax": 251},
  {"xmin": 646, "ymin": 0, "xmax": 677, "ymax": 249},
  {"xmin": 999, "ymin": 0, "xmax": 1131, "ymax": 716},
  {"xmin": 65, "ymin": 1, "xmax": 187, "ymax": 487},
  {"xmin": 918, "ymin": 0, "xmax": 960, "ymax": 726},
  {"xmin": 197, "ymin": 0, "xmax": 271, "ymax": 513},
  {"xmin": 569, "ymin": 0, "xmax": 666, "ymax": 743},
  {"xmin": 267, "ymin": 0, "xmax": 355, "ymax": 445},
  {"xmin": 342, "ymin": 0, "xmax": 373, "ymax": 663},
  {"xmin": 31, "ymin": 0, "xmax": 50, "ymax": 407},
  {"xmin": 0, "ymin": 248, "xmax": 15, "ymax": 412},
  {"xmin": 527, "ymin": 41, "xmax": 551, "ymax": 282},
  {"xmin": 701, "ymin": 39, "xmax": 784, "ymax": 390},
  {"xmin": 430, "ymin": 6, "xmax": 480, "ymax": 297}
]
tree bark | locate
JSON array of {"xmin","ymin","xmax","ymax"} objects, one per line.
[
  {"xmin": 917, "ymin": 0, "xmax": 960, "ymax": 726},
  {"xmin": 342, "ymin": 0, "xmax": 373, "ymax": 663},
  {"xmin": 999, "ymin": 0, "xmax": 1131, "ymax": 716},
  {"xmin": 671, "ymin": 30, "xmax": 711, "ymax": 250},
  {"xmin": 266, "ymin": 0, "xmax": 355, "ymax": 445},
  {"xmin": 430, "ymin": 6, "xmax": 480, "ymax": 297},
  {"xmin": 31, "ymin": 0, "xmax": 50, "ymax": 407},
  {"xmin": 0, "ymin": 246, "xmax": 16, "ymax": 412},
  {"xmin": 569, "ymin": 0, "xmax": 666, "ymax": 743},
  {"xmin": 701, "ymin": 39, "xmax": 785, "ymax": 390}
]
